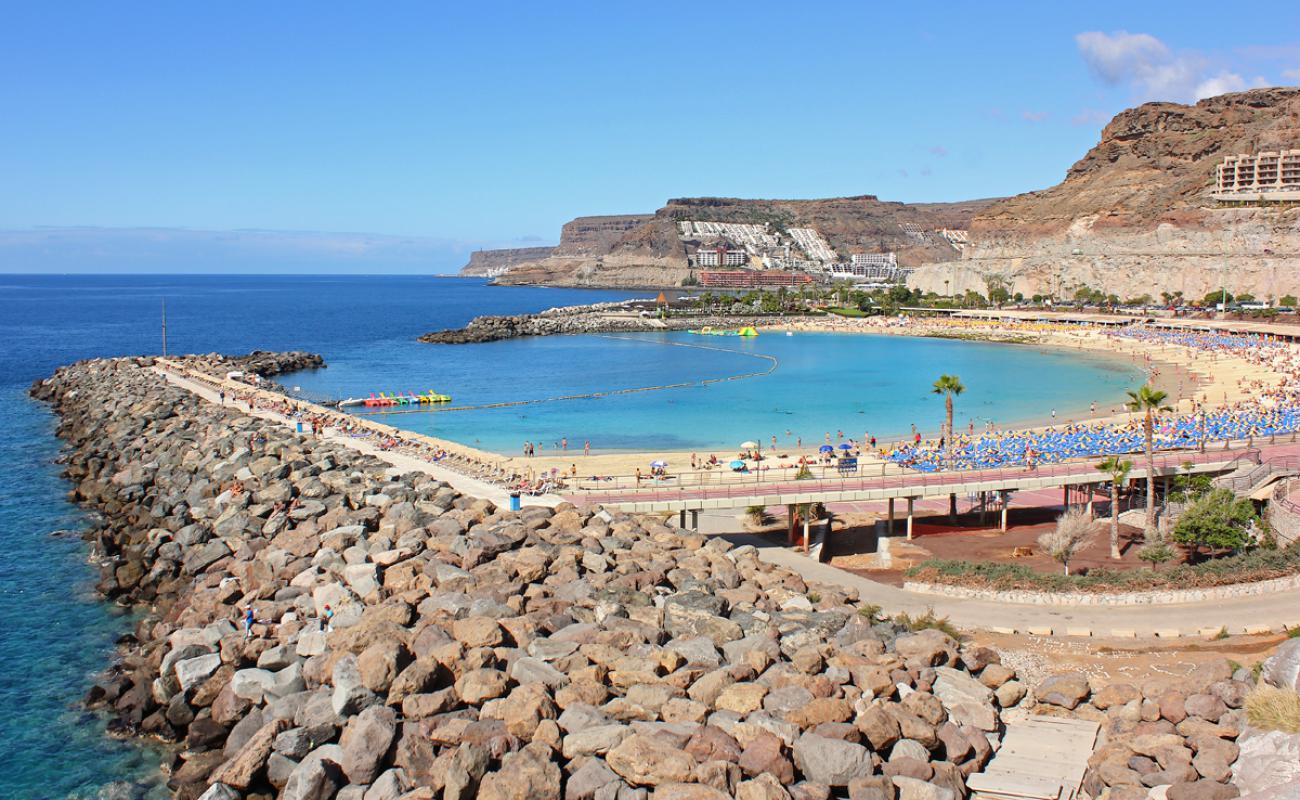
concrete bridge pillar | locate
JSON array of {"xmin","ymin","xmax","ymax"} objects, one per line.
[
  {"xmin": 906, "ymin": 497, "xmax": 915, "ymax": 540},
  {"xmin": 887, "ymin": 498, "xmax": 895, "ymax": 535},
  {"xmin": 1000, "ymin": 491, "xmax": 1010, "ymax": 532}
]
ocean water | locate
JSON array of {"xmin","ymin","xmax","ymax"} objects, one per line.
[
  {"xmin": 0, "ymin": 275, "xmax": 645, "ymax": 799},
  {"xmin": 0, "ymin": 274, "xmax": 1145, "ymax": 797}
]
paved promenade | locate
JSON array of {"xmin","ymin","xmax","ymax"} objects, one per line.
[{"xmin": 698, "ymin": 509, "xmax": 1300, "ymax": 638}]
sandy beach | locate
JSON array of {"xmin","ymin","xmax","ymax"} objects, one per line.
[{"xmin": 484, "ymin": 316, "xmax": 1281, "ymax": 486}]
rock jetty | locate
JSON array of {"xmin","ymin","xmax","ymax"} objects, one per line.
[
  {"xmin": 418, "ymin": 303, "xmax": 788, "ymax": 344},
  {"xmin": 38, "ymin": 353, "xmax": 1017, "ymax": 800}
]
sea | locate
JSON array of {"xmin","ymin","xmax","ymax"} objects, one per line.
[{"xmin": 0, "ymin": 274, "xmax": 1146, "ymax": 798}]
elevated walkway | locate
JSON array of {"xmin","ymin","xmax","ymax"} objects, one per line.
[{"xmin": 572, "ymin": 448, "xmax": 1260, "ymax": 516}]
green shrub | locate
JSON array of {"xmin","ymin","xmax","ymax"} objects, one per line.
[
  {"xmin": 893, "ymin": 608, "xmax": 962, "ymax": 640},
  {"xmin": 905, "ymin": 541, "xmax": 1300, "ymax": 594}
]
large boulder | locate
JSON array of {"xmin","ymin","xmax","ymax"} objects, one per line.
[
  {"xmin": 932, "ymin": 667, "xmax": 997, "ymax": 731},
  {"xmin": 1035, "ymin": 673, "xmax": 1090, "ymax": 710},
  {"xmin": 791, "ymin": 733, "xmax": 873, "ymax": 786},
  {"xmin": 339, "ymin": 704, "xmax": 398, "ymax": 784},
  {"xmin": 607, "ymin": 733, "xmax": 697, "ymax": 786},
  {"xmin": 477, "ymin": 741, "xmax": 562, "ymax": 800},
  {"xmin": 1262, "ymin": 640, "xmax": 1300, "ymax": 693}
]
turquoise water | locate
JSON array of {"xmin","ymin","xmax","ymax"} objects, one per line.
[{"xmin": 289, "ymin": 331, "xmax": 1149, "ymax": 455}]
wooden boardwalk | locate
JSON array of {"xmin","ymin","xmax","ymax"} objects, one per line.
[{"xmin": 967, "ymin": 716, "xmax": 1100, "ymax": 800}]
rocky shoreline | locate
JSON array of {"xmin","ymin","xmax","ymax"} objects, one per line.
[{"xmin": 30, "ymin": 352, "xmax": 1271, "ymax": 800}]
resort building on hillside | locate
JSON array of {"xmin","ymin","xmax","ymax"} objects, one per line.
[
  {"xmin": 830, "ymin": 252, "xmax": 911, "ymax": 285},
  {"xmin": 850, "ymin": 252, "xmax": 898, "ymax": 269},
  {"xmin": 699, "ymin": 270, "xmax": 814, "ymax": 288},
  {"xmin": 1214, "ymin": 150, "xmax": 1300, "ymax": 201},
  {"xmin": 695, "ymin": 246, "xmax": 749, "ymax": 268}
]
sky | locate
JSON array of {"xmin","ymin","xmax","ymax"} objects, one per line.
[{"xmin": 1, "ymin": 1, "xmax": 1298, "ymax": 273}]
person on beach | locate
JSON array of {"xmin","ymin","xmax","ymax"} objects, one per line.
[
  {"xmin": 561, "ymin": 437, "xmax": 567, "ymax": 451},
  {"xmin": 219, "ymin": 390, "xmax": 225, "ymax": 406},
  {"xmin": 584, "ymin": 440, "xmax": 590, "ymax": 456},
  {"xmin": 243, "ymin": 606, "xmax": 255, "ymax": 640},
  {"xmin": 635, "ymin": 468, "xmax": 642, "ymax": 487},
  {"xmin": 323, "ymin": 604, "xmax": 334, "ymax": 632}
]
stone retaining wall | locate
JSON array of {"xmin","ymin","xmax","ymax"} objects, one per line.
[
  {"xmin": 904, "ymin": 572, "xmax": 1300, "ymax": 606},
  {"xmin": 1268, "ymin": 478, "xmax": 1300, "ymax": 547}
]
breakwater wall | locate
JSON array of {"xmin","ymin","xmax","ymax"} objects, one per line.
[
  {"xmin": 31, "ymin": 352, "xmax": 1052, "ymax": 800},
  {"xmin": 419, "ymin": 305, "xmax": 795, "ymax": 344}
]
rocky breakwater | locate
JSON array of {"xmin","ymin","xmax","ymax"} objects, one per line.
[
  {"xmin": 36, "ymin": 354, "xmax": 1029, "ymax": 800},
  {"xmin": 191, "ymin": 351, "xmax": 326, "ymax": 378},
  {"xmin": 420, "ymin": 305, "xmax": 783, "ymax": 344}
]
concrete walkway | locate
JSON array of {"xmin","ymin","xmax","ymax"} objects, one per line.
[
  {"xmin": 697, "ymin": 509, "xmax": 1300, "ymax": 639},
  {"xmin": 156, "ymin": 367, "xmax": 562, "ymax": 509}
]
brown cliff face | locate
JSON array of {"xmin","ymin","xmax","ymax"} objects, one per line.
[
  {"xmin": 484, "ymin": 197, "xmax": 995, "ymax": 288},
  {"xmin": 910, "ymin": 87, "xmax": 1300, "ymax": 300},
  {"xmin": 460, "ymin": 246, "xmax": 556, "ymax": 276},
  {"xmin": 974, "ymin": 87, "xmax": 1300, "ymax": 236}
]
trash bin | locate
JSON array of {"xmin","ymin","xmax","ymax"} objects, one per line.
[
  {"xmin": 509, "ymin": 492, "xmax": 521, "ymax": 511},
  {"xmin": 295, "ymin": 422, "xmax": 304, "ymax": 433}
]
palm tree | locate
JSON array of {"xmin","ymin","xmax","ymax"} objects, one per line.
[
  {"xmin": 1096, "ymin": 456, "xmax": 1134, "ymax": 559},
  {"xmin": 933, "ymin": 374, "xmax": 965, "ymax": 520},
  {"xmin": 1125, "ymin": 385, "xmax": 1172, "ymax": 532},
  {"xmin": 932, "ymin": 374, "xmax": 965, "ymax": 453}
]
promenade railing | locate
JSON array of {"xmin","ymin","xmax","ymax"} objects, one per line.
[{"xmin": 571, "ymin": 446, "xmax": 1263, "ymax": 505}]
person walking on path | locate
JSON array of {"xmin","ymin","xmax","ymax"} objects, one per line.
[
  {"xmin": 219, "ymin": 390, "xmax": 226, "ymax": 406},
  {"xmin": 323, "ymin": 604, "xmax": 335, "ymax": 632},
  {"xmin": 243, "ymin": 607, "xmax": 255, "ymax": 640}
]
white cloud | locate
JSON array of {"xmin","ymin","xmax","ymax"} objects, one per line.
[
  {"xmin": 1282, "ymin": 67, "xmax": 1300, "ymax": 83},
  {"xmin": 1076, "ymin": 30, "xmax": 1273, "ymax": 102},
  {"xmin": 1021, "ymin": 110, "xmax": 1050, "ymax": 123},
  {"xmin": 1076, "ymin": 31, "xmax": 1170, "ymax": 85},
  {"xmin": 928, "ymin": 145, "xmax": 948, "ymax": 157},
  {"xmin": 1070, "ymin": 108, "xmax": 1110, "ymax": 126}
]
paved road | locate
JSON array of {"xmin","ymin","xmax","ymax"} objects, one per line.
[{"xmin": 696, "ymin": 509, "xmax": 1300, "ymax": 639}]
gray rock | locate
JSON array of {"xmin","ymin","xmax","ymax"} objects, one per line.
[
  {"xmin": 332, "ymin": 654, "xmax": 379, "ymax": 716},
  {"xmin": 363, "ymin": 768, "xmax": 409, "ymax": 800},
  {"xmin": 567, "ymin": 758, "xmax": 620, "ymax": 800},
  {"xmin": 174, "ymin": 653, "xmax": 222, "ymax": 692},
  {"xmin": 932, "ymin": 666, "xmax": 997, "ymax": 731},
  {"xmin": 281, "ymin": 743, "xmax": 344, "ymax": 800},
  {"xmin": 792, "ymin": 733, "xmax": 873, "ymax": 786},
  {"xmin": 339, "ymin": 705, "xmax": 398, "ymax": 784},
  {"xmin": 197, "ymin": 784, "xmax": 240, "ymax": 800}
]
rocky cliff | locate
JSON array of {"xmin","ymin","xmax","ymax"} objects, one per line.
[
  {"xmin": 461, "ymin": 247, "xmax": 556, "ymax": 277},
  {"xmin": 474, "ymin": 199, "xmax": 993, "ymax": 288},
  {"xmin": 911, "ymin": 87, "xmax": 1300, "ymax": 299}
]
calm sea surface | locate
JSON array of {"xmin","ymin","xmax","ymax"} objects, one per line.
[{"xmin": 0, "ymin": 274, "xmax": 1145, "ymax": 797}]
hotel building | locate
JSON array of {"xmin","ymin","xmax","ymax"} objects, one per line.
[{"xmin": 1214, "ymin": 150, "xmax": 1300, "ymax": 201}]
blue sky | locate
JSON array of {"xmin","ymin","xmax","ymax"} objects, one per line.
[{"xmin": 1, "ymin": 1, "xmax": 1297, "ymax": 272}]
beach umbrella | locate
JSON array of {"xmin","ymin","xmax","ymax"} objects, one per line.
[
  {"xmin": 838, "ymin": 443, "xmax": 852, "ymax": 450},
  {"xmin": 729, "ymin": 460, "xmax": 746, "ymax": 469},
  {"xmin": 819, "ymin": 444, "xmax": 834, "ymax": 453},
  {"xmin": 650, "ymin": 460, "xmax": 667, "ymax": 468},
  {"xmin": 740, "ymin": 441, "xmax": 759, "ymax": 449}
]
